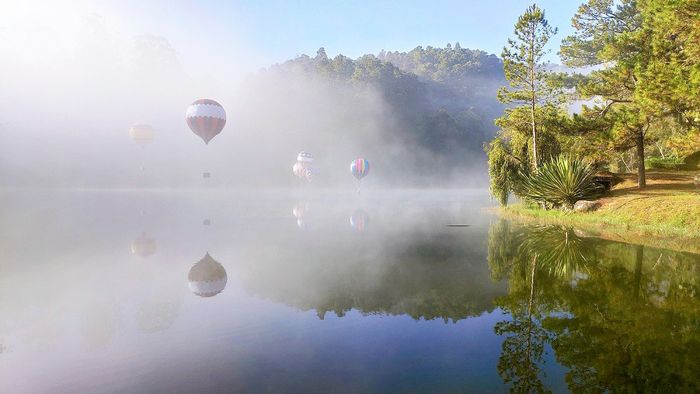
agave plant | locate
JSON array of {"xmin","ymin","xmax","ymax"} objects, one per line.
[
  {"xmin": 518, "ymin": 225, "xmax": 597, "ymax": 280},
  {"xmin": 514, "ymin": 156, "xmax": 602, "ymax": 210}
]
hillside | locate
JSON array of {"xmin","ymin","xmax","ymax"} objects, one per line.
[{"xmin": 238, "ymin": 45, "xmax": 505, "ymax": 184}]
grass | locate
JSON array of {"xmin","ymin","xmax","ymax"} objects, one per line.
[{"xmin": 497, "ymin": 169, "xmax": 700, "ymax": 254}]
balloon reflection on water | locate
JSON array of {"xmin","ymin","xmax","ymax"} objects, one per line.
[
  {"xmin": 131, "ymin": 233, "xmax": 156, "ymax": 258},
  {"xmin": 350, "ymin": 209, "xmax": 369, "ymax": 232},
  {"xmin": 292, "ymin": 201, "xmax": 309, "ymax": 229},
  {"xmin": 187, "ymin": 253, "xmax": 227, "ymax": 298}
]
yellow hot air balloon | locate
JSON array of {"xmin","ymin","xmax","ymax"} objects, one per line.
[{"xmin": 129, "ymin": 124, "xmax": 155, "ymax": 145}]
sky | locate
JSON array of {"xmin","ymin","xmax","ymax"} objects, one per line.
[
  {"xmin": 0, "ymin": 0, "xmax": 584, "ymax": 188},
  {"xmin": 1, "ymin": 0, "xmax": 581, "ymax": 79}
]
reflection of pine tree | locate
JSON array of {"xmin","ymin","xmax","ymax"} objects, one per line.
[
  {"xmin": 489, "ymin": 221, "xmax": 598, "ymax": 392},
  {"xmin": 488, "ymin": 219, "xmax": 700, "ymax": 391},
  {"xmin": 543, "ymin": 242, "xmax": 700, "ymax": 392},
  {"xmin": 495, "ymin": 254, "xmax": 552, "ymax": 394}
]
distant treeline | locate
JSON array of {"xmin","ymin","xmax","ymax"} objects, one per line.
[{"xmin": 249, "ymin": 45, "xmax": 505, "ymax": 178}]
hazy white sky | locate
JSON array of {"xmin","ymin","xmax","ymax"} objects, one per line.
[
  {"xmin": 0, "ymin": 1, "xmax": 580, "ymax": 188},
  {"xmin": 1, "ymin": 0, "xmax": 579, "ymax": 80}
]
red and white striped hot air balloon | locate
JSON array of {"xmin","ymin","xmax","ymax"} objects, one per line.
[
  {"xmin": 188, "ymin": 253, "xmax": 227, "ymax": 298},
  {"xmin": 185, "ymin": 99, "xmax": 226, "ymax": 144}
]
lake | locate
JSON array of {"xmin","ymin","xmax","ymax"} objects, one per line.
[{"xmin": 1, "ymin": 189, "xmax": 699, "ymax": 392}]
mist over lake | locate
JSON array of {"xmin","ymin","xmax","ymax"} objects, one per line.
[{"xmin": 2, "ymin": 1, "xmax": 699, "ymax": 392}]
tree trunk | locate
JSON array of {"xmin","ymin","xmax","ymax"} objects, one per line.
[
  {"xmin": 636, "ymin": 130, "xmax": 646, "ymax": 189},
  {"xmin": 531, "ymin": 101, "xmax": 537, "ymax": 171},
  {"xmin": 529, "ymin": 30, "xmax": 538, "ymax": 172},
  {"xmin": 633, "ymin": 245, "xmax": 643, "ymax": 303}
]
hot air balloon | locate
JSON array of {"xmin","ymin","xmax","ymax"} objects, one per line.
[
  {"xmin": 293, "ymin": 151, "xmax": 314, "ymax": 182},
  {"xmin": 292, "ymin": 202, "xmax": 308, "ymax": 219},
  {"xmin": 292, "ymin": 162, "xmax": 306, "ymax": 178},
  {"xmin": 292, "ymin": 201, "xmax": 309, "ymax": 229},
  {"xmin": 131, "ymin": 233, "xmax": 156, "ymax": 257},
  {"xmin": 350, "ymin": 210, "xmax": 370, "ymax": 232},
  {"xmin": 186, "ymin": 99, "xmax": 226, "ymax": 144},
  {"xmin": 292, "ymin": 163, "xmax": 313, "ymax": 182},
  {"xmin": 129, "ymin": 124, "xmax": 154, "ymax": 145},
  {"xmin": 297, "ymin": 151, "xmax": 313, "ymax": 163},
  {"xmin": 187, "ymin": 253, "xmax": 227, "ymax": 297},
  {"xmin": 350, "ymin": 158, "xmax": 370, "ymax": 180}
]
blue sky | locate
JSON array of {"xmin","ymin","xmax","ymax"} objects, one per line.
[
  {"xmin": 107, "ymin": 0, "xmax": 581, "ymax": 69},
  {"xmin": 2, "ymin": 1, "xmax": 583, "ymax": 84},
  {"xmin": 229, "ymin": 0, "xmax": 580, "ymax": 62}
]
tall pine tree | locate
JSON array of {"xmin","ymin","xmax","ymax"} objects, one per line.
[{"xmin": 497, "ymin": 4, "xmax": 558, "ymax": 171}]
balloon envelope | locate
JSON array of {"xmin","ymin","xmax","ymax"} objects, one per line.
[
  {"xmin": 131, "ymin": 233, "xmax": 156, "ymax": 257},
  {"xmin": 188, "ymin": 253, "xmax": 227, "ymax": 297},
  {"xmin": 350, "ymin": 210, "xmax": 370, "ymax": 232},
  {"xmin": 293, "ymin": 162, "xmax": 313, "ymax": 182},
  {"xmin": 350, "ymin": 158, "xmax": 370, "ymax": 180},
  {"xmin": 292, "ymin": 202, "xmax": 308, "ymax": 219},
  {"xmin": 129, "ymin": 124, "xmax": 154, "ymax": 144},
  {"xmin": 292, "ymin": 162, "xmax": 305, "ymax": 177},
  {"xmin": 297, "ymin": 151, "xmax": 313, "ymax": 163},
  {"xmin": 186, "ymin": 99, "xmax": 226, "ymax": 144}
]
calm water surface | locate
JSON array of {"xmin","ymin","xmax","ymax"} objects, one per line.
[{"xmin": 1, "ymin": 190, "xmax": 699, "ymax": 392}]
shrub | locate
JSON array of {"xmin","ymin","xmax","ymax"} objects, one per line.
[
  {"xmin": 684, "ymin": 151, "xmax": 700, "ymax": 170},
  {"xmin": 486, "ymin": 137, "xmax": 523, "ymax": 206},
  {"xmin": 645, "ymin": 157, "xmax": 686, "ymax": 170},
  {"xmin": 514, "ymin": 156, "xmax": 603, "ymax": 210}
]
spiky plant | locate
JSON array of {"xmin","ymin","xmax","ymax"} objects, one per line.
[
  {"xmin": 514, "ymin": 156, "xmax": 602, "ymax": 210},
  {"xmin": 518, "ymin": 225, "xmax": 596, "ymax": 279}
]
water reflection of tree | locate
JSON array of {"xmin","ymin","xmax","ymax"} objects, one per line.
[
  {"xmin": 544, "ymin": 243, "xmax": 700, "ymax": 392},
  {"xmin": 488, "ymin": 219, "xmax": 700, "ymax": 392},
  {"xmin": 244, "ymin": 231, "xmax": 507, "ymax": 322},
  {"xmin": 489, "ymin": 221, "xmax": 598, "ymax": 393}
]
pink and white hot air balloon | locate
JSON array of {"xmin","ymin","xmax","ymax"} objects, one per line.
[
  {"xmin": 186, "ymin": 99, "xmax": 226, "ymax": 144},
  {"xmin": 292, "ymin": 151, "xmax": 314, "ymax": 182},
  {"xmin": 292, "ymin": 162, "xmax": 313, "ymax": 182}
]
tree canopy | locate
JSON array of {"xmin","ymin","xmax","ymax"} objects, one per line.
[{"xmin": 487, "ymin": 0, "xmax": 700, "ymax": 205}]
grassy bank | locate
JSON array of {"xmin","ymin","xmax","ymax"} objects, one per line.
[{"xmin": 498, "ymin": 170, "xmax": 700, "ymax": 254}]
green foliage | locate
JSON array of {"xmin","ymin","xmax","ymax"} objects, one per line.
[
  {"xmin": 518, "ymin": 226, "xmax": 597, "ymax": 278},
  {"xmin": 486, "ymin": 104, "xmax": 565, "ymax": 206},
  {"xmin": 685, "ymin": 151, "xmax": 700, "ymax": 170},
  {"xmin": 378, "ymin": 44, "xmax": 504, "ymax": 105},
  {"xmin": 644, "ymin": 157, "xmax": 685, "ymax": 170},
  {"xmin": 378, "ymin": 44, "xmax": 505, "ymax": 142},
  {"xmin": 498, "ymin": 4, "xmax": 560, "ymax": 171},
  {"xmin": 487, "ymin": 137, "xmax": 519, "ymax": 206},
  {"xmin": 488, "ymin": 220, "xmax": 700, "ymax": 391},
  {"xmin": 637, "ymin": 0, "xmax": 700, "ymax": 126},
  {"xmin": 261, "ymin": 46, "xmax": 505, "ymax": 174},
  {"xmin": 514, "ymin": 156, "xmax": 602, "ymax": 209},
  {"xmin": 560, "ymin": 0, "xmax": 653, "ymax": 187}
]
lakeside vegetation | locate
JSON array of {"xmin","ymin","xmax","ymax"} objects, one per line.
[
  {"xmin": 498, "ymin": 170, "xmax": 700, "ymax": 254},
  {"xmin": 488, "ymin": 220, "xmax": 700, "ymax": 391},
  {"xmin": 487, "ymin": 0, "xmax": 700, "ymax": 234}
]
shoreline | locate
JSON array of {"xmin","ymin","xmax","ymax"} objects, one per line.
[
  {"xmin": 491, "ymin": 169, "xmax": 700, "ymax": 255},
  {"xmin": 494, "ymin": 203, "xmax": 700, "ymax": 255}
]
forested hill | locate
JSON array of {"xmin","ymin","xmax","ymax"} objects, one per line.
[
  {"xmin": 238, "ymin": 45, "xmax": 505, "ymax": 185},
  {"xmin": 378, "ymin": 44, "xmax": 505, "ymax": 122}
]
